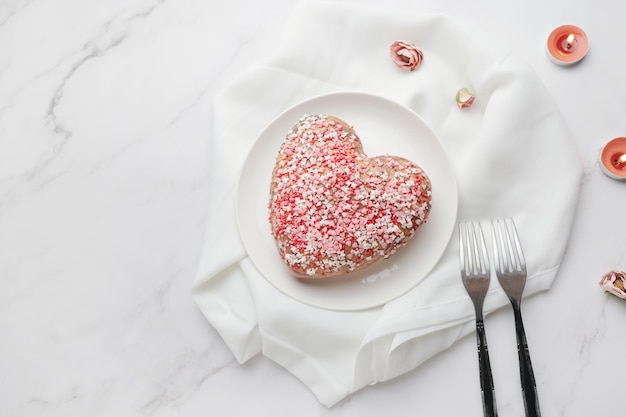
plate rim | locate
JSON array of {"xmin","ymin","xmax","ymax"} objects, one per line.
[{"xmin": 235, "ymin": 90, "xmax": 459, "ymax": 311}]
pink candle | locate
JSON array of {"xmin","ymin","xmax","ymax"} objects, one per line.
[
  {"xmin": 547, "ymin": 25, "xmax": 589, "ymax": 65},
  {"xmin": 600, "ymin": 137, "xmax": 626, "ymax": 180}
]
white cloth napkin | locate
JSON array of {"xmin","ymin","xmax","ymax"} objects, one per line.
[{"xmin": 193, "ymin": 1, "xmax": 583, "ymax": 407}]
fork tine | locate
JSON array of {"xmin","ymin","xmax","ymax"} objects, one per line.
[
  {"xmin": 508, "ymin": 219, "xmax": 525, "ymax": 271},
  {"xmin": 460, "ymin": 221, "xmax": 489, "ymax": 276},
  {"xmin": 492, "ymin": 218, "xmax": 525, "ymax": 273},
  {"xmin": 473, "ymin": 222, "xmax": 489, "ymax": 275},
  {"xmin": 492, "ymin": 219, "xmax": 505, "ymax": 273}
]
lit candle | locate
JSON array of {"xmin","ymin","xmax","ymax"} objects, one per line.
[
  {"xmin": 562, "ymin": 34, "xmax": 576, "ymax": 51},
  {"xmin": 600, "ymin": 137, "xmax": 626, "ymax": 180},
  {"xmin": 547, "ymin": 25, "xmax": 589, "ymax": 65},
  {"xmin": 615, "ymin": 154, "xmax": 626, "ymax": 167}
]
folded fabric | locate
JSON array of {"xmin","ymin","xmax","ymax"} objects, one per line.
[{"xmin": 193, "ymin": 0, "xmax": 583, "ymax": 407}]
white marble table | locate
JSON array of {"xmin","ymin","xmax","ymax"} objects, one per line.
[{"xmin": 2, "ymin": 0, "xmax": 625, "ymax": 415}]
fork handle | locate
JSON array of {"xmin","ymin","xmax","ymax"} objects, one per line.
[
  {"xmin": 475, "ymin": 318, "xmax": 498, "ymax": 417},
  {"xmin": 512, "ymin": 305, "xmax": 541, "ymax": 417}
]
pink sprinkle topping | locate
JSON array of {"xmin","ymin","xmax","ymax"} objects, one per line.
[{"xmin": 268, "ymin": 114, "xmax": 432, "ymax": 278}]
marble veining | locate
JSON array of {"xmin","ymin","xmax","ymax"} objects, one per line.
[{"xmin": 2, "ymin": 0, "xmax": 626, "ymax": 416}]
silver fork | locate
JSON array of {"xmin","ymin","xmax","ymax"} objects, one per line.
[
  {"xmin": 491, "ymin": 218, "xmax": 541, "ymax": 417},
  {"xmin": 459, "ymin": 221, "xmax": 498, "ymax": 417}
]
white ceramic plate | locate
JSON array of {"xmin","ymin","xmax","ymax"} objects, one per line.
[{"xmin": 236, "ymin": 92, "xmax": 458, "ymax": 311}]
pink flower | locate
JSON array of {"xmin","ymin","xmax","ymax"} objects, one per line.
[
  {"xmin": 599, "ymin": 270, "xmax": 626, "ymax": 300},
  {"xmin": 456, "ymin": 87, "xmax": 476, "ymax": 109},
  {"xmin": 390, "ymin": 40, "xmax": 423, "ymax": 71}
]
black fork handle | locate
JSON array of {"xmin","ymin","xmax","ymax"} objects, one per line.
[
  {"xmin": 475, "ymin": 318, "xmax": 498, "ymax": 417},
  {"xmin": 512, "ymin": 304, "xmax": 541, "ymax": 417}
]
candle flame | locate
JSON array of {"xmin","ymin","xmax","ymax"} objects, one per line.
[{"xmin": 565, "ymin": 34, "xmax": 575, "ymax": 49}]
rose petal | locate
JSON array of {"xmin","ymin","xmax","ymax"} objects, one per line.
[
  {"xmin": 390, "ymin": 40, "xmax": 423, "ymax": 70},
  {"xmin": 455, "ymin": 87, "xmax": 476, "ymax": 109},
  {"xmin": 599, "ymin": 270, "xmax": 626, "ymax": 300}
]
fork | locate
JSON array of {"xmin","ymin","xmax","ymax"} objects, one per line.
[
  {"xmin": 459, "ymin": 221, "xmax": 498, "ymax": 417},
  {"xmin": 491, "ymin": 218, "xmax": 541, "ymax": 417}
]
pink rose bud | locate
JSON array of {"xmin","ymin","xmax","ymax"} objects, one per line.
[
  {"xmin": 390, "ymin": 40, "xmax": 423, "ymax": 71},
  {"xmin": 599, "ymin": 270, "xmax": 626, "ymax": 300},
  {"xmin": 456, "ymin": 87, "xmax": 476, "ymax": 109}
]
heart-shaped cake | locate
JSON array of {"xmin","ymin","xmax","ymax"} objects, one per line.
[{"xmin": 268, "ymin": 114, "xmax": 432, "ymax": 279}]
